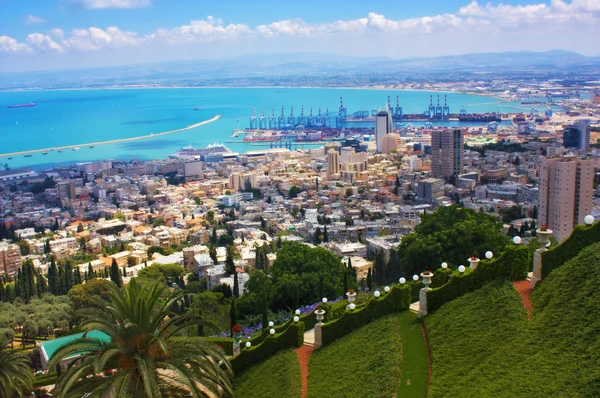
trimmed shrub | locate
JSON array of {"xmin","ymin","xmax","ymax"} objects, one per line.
[
  {"xmin": 427, "ymin": 245, "xmax": 530, "ymax": 313},
  {"xmin": 320, "ymin": 285, "xmax": 411, "ymax": 346},
  {"xmin": 229, "ymin": 321, "xmax": 305, "ymax": 374},
  {"xmin": 300, "ymin": 312, "xmax": 318, "ymax": 330},
  {"xmin": 319, "ymin": 300, "xmax": 348, "ymax": 323},
  {"xmin": 202, "ymin": 337, "xmax": 234, "ymax": 355},
  {"xmin": 541, "ymin": 222, "xmax": 600, "ymax": 278}
]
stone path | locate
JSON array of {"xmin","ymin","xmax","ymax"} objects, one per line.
[
  {"xmin": 295, "ymin": 328, "xmax": 316, "ymax": 398},
  {"xmin": 513, "ymin": 280, "xmax": 533, "ymax": 320}
]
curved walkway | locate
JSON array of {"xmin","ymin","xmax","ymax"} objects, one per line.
[
  {"xmin": 295, "ymin": 345, "xmax": 313, "ymax": 398},
  {"xmin": 512, "ymin": 280, "xmax": 533, "ymax": 320},
  {"xmin": 398, "ymin": 311, "xmax": 430, "ymax": 397},
  {"xmin": 0, "ymin": 115, "xmax": 221, "ymax": 157}
]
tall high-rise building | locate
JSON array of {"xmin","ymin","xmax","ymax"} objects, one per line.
[
  {"xmin": 563, "ymin": 120, "xmax": 591, "ymax": 150},
  {"xmin": 431, "ymin": 129, "xmax": 464, "ymax": 182},
  {"xmin": 538, "ymin": 156, "xmax": 594, "ymax": 242},
  {"xmin": 327, "ymin": 149, "xmax": 340, "ymax": 177},
  {"xmin": 375, "ymin": 107, "xmax": 393, "ymax": 153}
]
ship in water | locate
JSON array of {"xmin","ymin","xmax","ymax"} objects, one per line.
[
  {"xmin": 458, "ymin": 113, "xmax": 502, "ymax": 122},
  {"xmin": 7, "ymin": 102, "xmax": 36, "ymax": 109},
  {"xmin": 194, "ymin": 106, "xmax": 202, "ymax": 111}
]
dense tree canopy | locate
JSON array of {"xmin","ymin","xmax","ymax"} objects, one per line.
[
  {"xmin": 398, "ymin": 206, "xmax": 509, "ymax": 277},
  {"xmin": 265, "ymin": 242, "xmax": 347, "ymax": 309}
]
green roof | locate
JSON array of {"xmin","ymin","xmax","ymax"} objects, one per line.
[{"xmin": 40, "ymin": 330, "xmax": 111, "ymax": 361}]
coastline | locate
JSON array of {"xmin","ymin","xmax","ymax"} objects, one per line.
[{"xmin": 0, "ymin": 114, "xmax": 221, "ymax": 158}]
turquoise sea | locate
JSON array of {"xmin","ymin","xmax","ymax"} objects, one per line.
[{"xmin": 0, "ymin": 88, "xmax": 531, "ymax": 170}]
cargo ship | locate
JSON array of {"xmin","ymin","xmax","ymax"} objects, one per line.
[
  {"xmin": 243, "ymin": 135, "xmax": 281, "ymax": 142},
  {"xmin": 7, "ymin": 102, "xmax": 36, "ymax": 109},
  {"xmin": 458, "ymin": 113, "xmax": 501, "ymax": 122}
]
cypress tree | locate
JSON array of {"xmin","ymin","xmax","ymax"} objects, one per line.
[
  {"xmin": 57, "ymin": 264, "xmax": 65, "ymax": 295},
  {"xmin": 87, "ymin": 262, "xmax": 93, "ymax": 277},
  {"xmin": 225, "ymin": 246, "xmax": 235, "ymax": 275},
  {"xmin": 84, "ymin": 270, "xmax": 88, "ymax": 282},
  {"xmin": 110, "ymin": 259, "xmax": 123, "ymax": 287},
  {"xmin": 48, "ymin": 257, "xmax": 58, "ymax": 295},
  {"xmin": 15, "ymin": 270, "xmax": 22, "ymax": 299},
  {"xmin": 0, "ymin": 280, "xmax": 4, "ymax": 302},
  {"xmin": 229, "ymin": 298, "xmax": 237, "ymax": 338},
  {"xmin": 323, "ymin": 226, "xmax": 329, "ymax": 243},
  {"xmin": 36, "ymin": 273, "xmax": 47, "ymax": 297},
  {"xmin": 122, "ymin": 266, "xmax": 127, "ymax": 278},
  {"xmin": 233, "ymin": 272, "xmax": 239, "ymax": 297},
  {"xmin": 26, "ymin": 262, "xmax": 35, "ymax": 299},
  {"xmin": 343, "ymin": 271, "xmax": 348, "ymax": 297},
  {"xmin": 367, "ymin": 268, "xmax": 373, "ymax": 292}
]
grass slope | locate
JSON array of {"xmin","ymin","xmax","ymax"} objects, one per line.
[
  {"xmin": 425, "ymin": 242, "xmax": 600, "ymax": 397},
  {"xmin": 308, "ymin": 313, "xmax": 403, "ymax": 398},
  {"xmin": 397, "ymin": 311, "xmax": 429, "ymax": 398},
  {"xmin": 234, "ymin": 349, "xmax": 302, "ymax": 398}
]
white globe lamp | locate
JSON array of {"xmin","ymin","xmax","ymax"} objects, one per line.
[
  {"xmin": 412, "ymin": 275, "xmax": 419, "ymax": 281},
  {"xmin": 585, "ymin": 215, "xmax": 594, "ymax": 225},
  {"xmin": 441, "ymin": 262, "xmax": 448, "ymax": 269},
  {"xmin": 348, "ymin": 303, "xmax": 356, "ymax": 310},
  {"xmin": 269, "ymin": 328, "xmax": 275, "ymax": 335},
  {"xmin": 245, "ymin": 342, "xmax": 251, "ymax": 348},
  {"xmin": 295, "ymin": 309, "xmax": 301, "ymax": 315},
  {"xmin": 513, "ymin": 236, "xmax": 522, "ymax": 245},
  {"xmin": 322, "ymin": 298, "xmax": 328, "ymax": 304},
  {"xmin": 374, "ymin": 290, "xmax": 381, "ymax": 298},
  {"xmin": 458, "ymin": 265, "xmax": 466, "ymax": 273},
  {"xmin": 384, "ymin": 286, "xmax": 390, "ymax": 292},
  {"xmin": 399, "ymin": 277, "xmax": 406, "ymax": 284},
  {"xmin": 485, "ymin": 251, "xmax": 493, "ymax": 259},
  {"xmin": 268, "ymin": 321, "xmax": 274, "ymax": 327},
  {"xmin": 293, "ymin": 316, "xmax": 299, "ymax": 322}
]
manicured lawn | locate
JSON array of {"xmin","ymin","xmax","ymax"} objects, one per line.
[
  {"xmin": 397, "ymin": 311, "xmax": 429, "ymax": 398},
  {"xmin": 425, "ymin": 243, "xmax": 600, "ymax": 397},
  {"xmin": 234, "ymin": 349, "xmax": 302, "ymax": 398},
  {"xmin": 307, "ymin": 313, "xmax": 404, "ymax": 398}
]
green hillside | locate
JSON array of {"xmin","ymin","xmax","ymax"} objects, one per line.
[
  {"xmin": 308, "ymin": 313, "xmax": 404, "ymax": 398},
  {"xmin": 234, "ymin": 349, "xmax": 302, "ymax": 398},
  {"xmin": 425, "ymin": 242, "xmax": 600, "ymax": 397}
]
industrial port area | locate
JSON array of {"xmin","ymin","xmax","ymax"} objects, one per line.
[{"xmin": 234, "ymin": 87, "xmax": 597, "ymax": 147}]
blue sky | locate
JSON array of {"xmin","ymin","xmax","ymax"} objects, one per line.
[{"xmin": 0, "ymin": 0, "xmax": 599, "ymax": 72}]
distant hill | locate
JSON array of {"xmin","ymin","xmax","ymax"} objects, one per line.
[{"xmin": 1, "ymin": 50, "xmax": 599, "ymax": 90}]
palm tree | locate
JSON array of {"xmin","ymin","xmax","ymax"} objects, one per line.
[
  {"xmin": 48, "ymin": 279, "xmax": 234, "ymax": 397},
  {"xmin": 0, "ymin": 348, "xmax": 34, "ymax": 398}
]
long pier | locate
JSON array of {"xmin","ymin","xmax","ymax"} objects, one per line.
[{"xmin": 0, "ymin": 115, "xmax": 221, "ymax": 158}]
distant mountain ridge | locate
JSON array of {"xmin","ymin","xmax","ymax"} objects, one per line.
[{"xmin": 1, "ymin": 50, "xmax": 598, "ymax": 90}]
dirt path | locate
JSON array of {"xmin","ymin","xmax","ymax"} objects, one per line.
[
  {"xmin": 513, "ymin": 280, "xmax": 533, "ymax": 320},
  {"xmin": 420, "ymin": 322, "xmax": 432, "ymax": 394},
  {"xmin": 295, "ymin": 345, "xmax": 313, "ymax": 398}
]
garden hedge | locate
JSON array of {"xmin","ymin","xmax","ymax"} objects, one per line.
[
  {"xmin": 320, "ymin": 285, "xmax": 411, "ymax": 346},
  {"xmin": 201, "ymin": 318, "xmax": 294, "ymax": 356},
  {"xmin": 541, "ymin": 222, "xmax": 600, "ymax": 278},
  {"xmin": 426, "ymin": 245, "xmax": 530, "ymax": 313},
  {"xmin": 229, "ymin": 321, "xmax": 305, "ymax": 374}
]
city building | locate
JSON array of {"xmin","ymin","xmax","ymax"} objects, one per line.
[
  {"xmin": 183, "ymin": 161, "xmax": 203, "ymax": 182},
  {"xmin": 538, "ymin": 156, "xmax": 594, "ymax": 241},
  {"xmin": 381, "ymin": 132, "xmax": 403, "ymax": 155},
  {"xmin": 0, "ymin": 242, "xmax": 21, "ymax": 277},
  {"xmin": 375, "ymin": 107, "xmax": 393, "ymax": 153},
  {"xmin": 327, "ymin": 149, "xmax": 340, "ymax": 178},
  {"xmin": 431, "ymin": 129, "xmax": 464, "ymax": 182},
  {"xmin": 562, "ymin": 120, "xmax": 591, "ymax": 150},
  {"xmin": 417, "ymin": 178, "xmax": 444, "ymax": 201}
]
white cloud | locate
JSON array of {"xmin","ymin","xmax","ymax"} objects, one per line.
[
  {"xmin": 24, "ymin": 15, "xmax": 47, "ymax": 25},
  {"xmin": 61, "ymin": 26, "xmax": 147, "ymax": 51},
  {"xmin": 2, "ymin": 1, "xmax": 599, "ymax": 57},
  {"xmin": 69, "ymin": 0, "xmax": 152, "ymax": 9},
  {"xmin": 155, "ymin": 16, "xmax": 251, "ymax": 44},
  {"xmin": 0, "ymin": 36, "xmax": 32, "ymax": 54},
  {"xmin": 26, "ymin": 33, "xmax": 64, "ymax": 52}
]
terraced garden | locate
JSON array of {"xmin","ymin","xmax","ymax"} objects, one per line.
[
  {"xmin": 425, "ymin": 241, "xmax": 600, "ymax": 397},
  {"xmin": 234, "ymin": 348, "xmax": 302, "ymax": 398}
]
